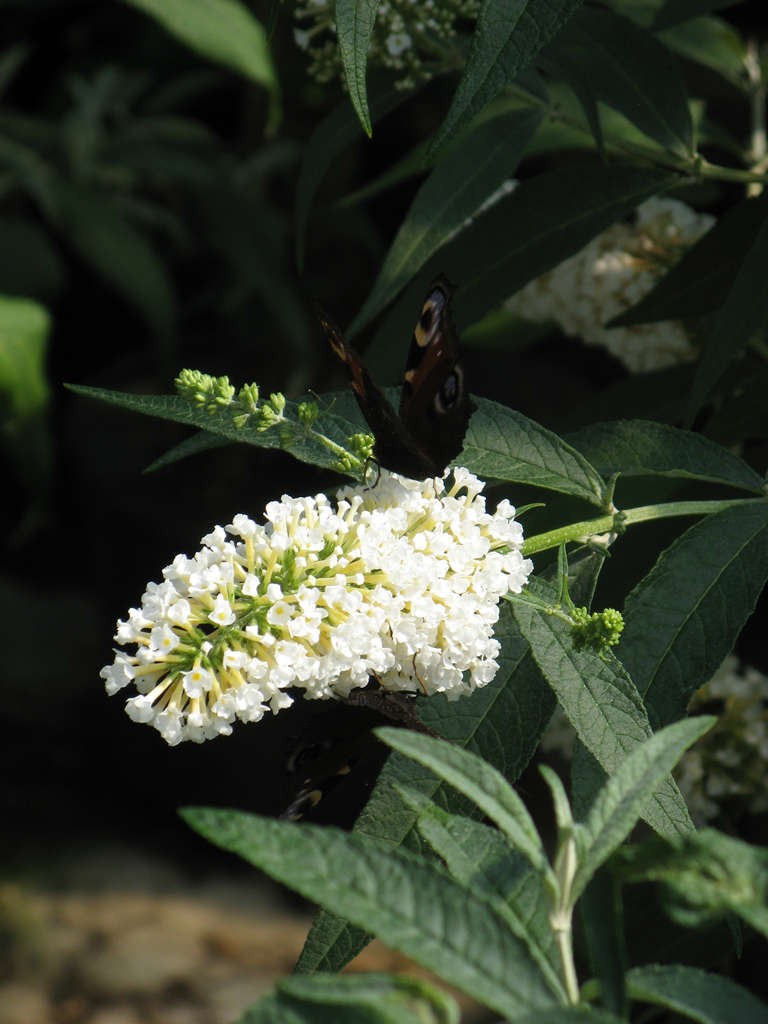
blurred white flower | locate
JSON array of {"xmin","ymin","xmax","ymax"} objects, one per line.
[
  {"xmin": 101, "ymin": 469, "xmax": 532, "ymax": 745},
  {"xmin": 678, "ymin": 655, "xmax": 768, "ymax": 825},
  {"xmin": 506, "ymin": 197, "xmax": 715, "ymax": 372},
  {"xmin": 293, "ymin": 0, "xmax": 481, "ymax": 90}
]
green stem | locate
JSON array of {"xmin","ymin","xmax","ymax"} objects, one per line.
[
  {"xmin": 506, "ymin": 81, "xmax": 768, "ymax": 188},
  {"xmin": 521, "ymin": 498, "xmax": 758, "ymax": 556},
  {"xmin": 697, "ymin": 158, "xmax": 768, "ymax": 186},
  {"xmin": 551, "ymin": 836, "xmax": 580, "ymax": 1005}
]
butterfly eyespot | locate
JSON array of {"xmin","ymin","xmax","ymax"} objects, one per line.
[
  {"xmin": 325, "ymin": 274, "xmax": 473, "ymax": 478},
  {"xmin": 436, "ymin": 368, "xmax": 461, "ymax": 412}
]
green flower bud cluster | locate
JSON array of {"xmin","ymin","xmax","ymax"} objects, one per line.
[
  {"xmin": 570, "ymin": 606, "xmax": 625, "ymax": 654},
  {"xmin": 175, "ymin": 368, "xmax": 235, "ymax": 413},
  {"xmin": 174, "ymin": 370, "xmax": 288, "ymax": 431},
  {"xmin": 293, "ymin": 0, "xmax": 480, "ymax": 92},
  {"xmin": 174, "ymin": 369, "xmax": 372, "ymax": 479}
]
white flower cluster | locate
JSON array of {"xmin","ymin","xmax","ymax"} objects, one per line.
[
  {"xmin": 293, "ymin": 0, "xmax": 480, "ymax": 91},
  {"xmin": 676, "ymin": 655, "xmax": 768, "ymax": 825},
  {"xmin": 101, "ymin": 469, "xmax": 532, "ymax": 745},
  {"xmin": 506, "ymin": 198, "xmax": 715, "ymax": 372}
]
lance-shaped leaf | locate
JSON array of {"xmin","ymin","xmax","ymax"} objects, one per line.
[
  {"xmin": 350, "ymin": 107, "xmax": 541, "ymax": 335},
  {"xmin": 610, "ymin": 196, "xmax": 768, "ymax": 328},
  {"xmin": 548, "ymin": 7, "xmax": 693, "ymax": 157},
  {"xmin": 619, "ymin": 501, "xmax": 768, "ymax": 728},
  {"xmin": 296, "ymin": 601, "xmax": 555, "ymax": 974},
  {"xmin": 363, "ymin": 165, "xmax": 677, "ymax": 377},
  {"xmin": 573, "ymin": 718, "xmax": 714, "ymax": 901},
  {"xmin": 566, "ymin": 420, "xmax": 765, "ymax": 494},
  {"xmin": 627, "ymin": 964, "xmax": 768, "ymax": 1024},
  {"xmin": 67, "ymin": 384, "xmax": 363, "ymax": 476},
  {"xmin": 462, "ymin": 398, "xmax": 606, "ymax": 506},
  {"xmin": 183, "ymin": 809, "xmax": 560, "ymax": 1018},
  {"xmin": 687, "ymin": 200, "xmax": 768, "ymax": 420},
  {"xmin": 378, "ymin": 728, "xmax": 550, "ymax": 878},
  {"xmin": 336, "ymin": 0, "xmax": 381, "ymax": 137},
  {"xmin": 510, "ymin": 583, "xmax": 694, "ymax": 838},
  {"xmin": 401, "ymin": 789, "xmax": 565, "ymax": 1000},
  {"xmin": 658, "ymin": 15, "xmax": 747, "ymax": 88},
  {"xmin": 239, "ymin": 972, "xmax": 460, "ymax": 1024},
  {"xmin": 123, "ymin": 0, "xmax": 277, "ymax": 95},
  {"xmin": 430, "ymin": 0, "xmax": 584, "ymax": 155}
]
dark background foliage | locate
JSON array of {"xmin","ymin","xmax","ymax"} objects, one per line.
[{"xmin": 1, "ymin": 0, "xmax": 766, "ymax": 895}]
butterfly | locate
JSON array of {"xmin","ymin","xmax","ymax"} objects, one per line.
[{"xmin": 321, "ymin": 275, "xmax": 475, "ymax": 479}]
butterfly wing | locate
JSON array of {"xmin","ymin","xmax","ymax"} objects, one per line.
[
  {"xmin": 398, "ymin": 275, "xmax": 475, "ymax": 473},
  {"xmin": 322, "ymin": 276, "xmax": 474, "ymax": 478},
  {"xmin": 322, "ymin": 310, "xmax": 439, "ymax": 478}
]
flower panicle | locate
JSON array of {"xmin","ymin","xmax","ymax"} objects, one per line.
[
  {"xmin": 100, "ymin": 469, "xmax": 533, "ymax": 745},
  {"xmin": 505, "ymin": 197, "xmax": 715, "ymax": 373}
]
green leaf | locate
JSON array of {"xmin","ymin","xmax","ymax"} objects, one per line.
[
  {"xmin": 296, "ymin": 601, "xmax": 555, "ymax": 974},
  {"xmin": 0, "ymin": 296, "xmax": 50, "ymax": 418},
  {"xmin": 349, "ymin": 107, "xmax": 542, "ymax": 335},
  {"xmin": 658, "ymin": 16, "xmax": 747, "ymax": 88},
  {"xmin": 363, "ymin": 165, "xmax": 677, "ymax": 376},
  {"xmin": 66, "ymin": 385, "xmax": 363, "ymax": 477},
  {"xmin": 627, "ymin": 964, "xmax": 768, "ymax": 1024},
  {"xmin": 549, "ymin": 8, "xmax": 694, "ymax": 156},
  {"xmin": 335, "ymin": 0, "xmax": 380, "ymax": 137},
  {"xmin": 462, "ymin": 398, "xmax": 606, "ymax": 506},
  {"xmin": 610, "ymin": 196, "xmax": 768, "ymax": 328},
  {"xmin": 295, "ymin": 79, "xmax": 413, "ymax": 269},
  {"xmin": 123, "ymin": 0, "xmax": 277, "ymax": 95},
  {"xmin": 578, "ymin": 874, "xmax": 627, "ymax": 1018},
  {"xmin": 510, "ymin": 582, "xmax": 694, "ymax": 838},
  {"xmin": 430, "ymin": 0, "xmax": 584, "ymax": 155},
  {"xmin": 566, "ymin": 420, "xmax": 765, "ymax": 494},
  {"xmin": 571, "ymin": 740, "xmax": 607, "ymax": 820},
  {"xmin": 54, "ymin": 185, "xmax": 176, "ymax": 346},
  {"xmin": 0, "ymin": 296, "xmax": 52, "ymax": 529},
  {"xmin": 238, "ymin": 972, "xmax": 460, "ymax": 1024},
  {"xmin": 618, "ymin": 828, "xmax": 768, "ymax": 939},
  {"xmin": 183, "ymin": 810, "xmax": 560, "ymax": 1018},
  {"xmin": 540, "ymin": 764, "xmax": 575, "ymax": 836},
  {"xmin": 686, "ymin": 202, "xmax": 768, "ymax": 419},
  {"xmin": 573, "ymin": 718, "xmax": 714, "ymax": 900},
  {"xmin": 507, "ymin": 1011, "xmax": 626, "ymax": 1024},
  {"xmin": 404, "ymin": 796, "xmax": 563, "ymax": 999},
  {"xmin": 619, "ymin": 501, "xmax": 768, "ymax": 728},
  {"xmin": 541, "ymin": 546, "xmax": 608, "ymax": 611},
  {"xmin": 652, "ymin": 0, "xmax": 742, "ymax": 31},
  {"xmin": 377, "ymin": 728, "xmax": 550, "ymax": 877}
]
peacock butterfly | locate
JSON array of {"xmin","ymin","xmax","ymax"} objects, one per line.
[{"xmin": 321, "ymin": 275, "xmax": 475, "ymax": 479}]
